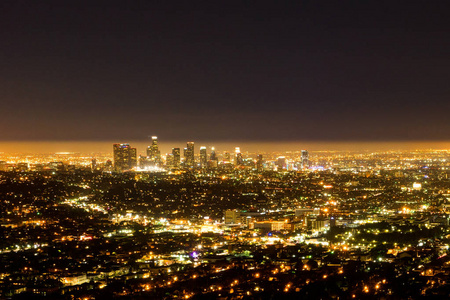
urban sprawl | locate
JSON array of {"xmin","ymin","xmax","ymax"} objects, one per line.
[{"xmin": 1, "ymin": 137, "xmax": 450, "ymax": 299}]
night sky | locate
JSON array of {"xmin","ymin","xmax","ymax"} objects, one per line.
[{"xmin": 1, "ymin": 1, "xmax": 450, "ymax": 142}]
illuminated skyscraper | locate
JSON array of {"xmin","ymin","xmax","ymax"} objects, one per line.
[
  {"xmin": 256, "ymin": 154, "xmax": 263, "ymax": 171},
  {"xmin": 166, "ymin": 153, "xmax": 174, "ymax": 167},
  {"xmin": 91, "ymin": 158, "xmax": 97, "ymax": 171},
  {"xmin": 184, "ymin": 142, "xmax": 195, "ymax": 168},
  {"xmin": 235, "ymin": 147, "xmax": 243, "ymax": 166},
  {"xmin": 200, "ymin": 146, "xmax": 207, "ymax": 168},
  {"xmin": 139, "ymin": 155, "xmax": 150, "ymax": 168},
  {"xmin": 147, "ymin": 136, "xmax": 161, "ymax": 165},
  {"xmin": 223, "ymin": 151, "xmax": 231, "ymax": 163},
  {"xmin": 130, "ymin": 148, "xmax": 137, "ymax": 169},
  {"xmin": 209, "ymin": 147, "xmax": 218, "ymax": 168},
  {"xmin": 276, "ymin": 156, "xmax": 287, "ymax": 169},
  {"xmin": 113, "ymin": 143, "xmax": 137, "ymax": 172},
  {"xmin": 301, "ymin": 150, "xmax": 309, "ymax": 168},
  {"xmin": 172, "ymin": 147, "xmax": 181, "ymax": 167},
  {"xmin": 210, "ymin": 147, "xmax": 217, "ymax": 161}
]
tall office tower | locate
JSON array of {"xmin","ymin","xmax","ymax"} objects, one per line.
[
  {"xmin": 210, "ymin": 147, "xmax": 217, "ymax": 161},
  {"xmin": 256, "ymin": 154, "xmax": 263, "ymax": 171},
  {"xmin": 147, "ymin": 136, "xmax": 161, "ymax": 165},
  {"xmin": 208, "ymin": 147, "xmax": 218, "ymax": 168},
  {"xmin": 172, "ymin": 147, "xmax": 181, "ymax": 167},
  {"xmin": 301, "ymin": 150, "xmax": 309, "ymax": 169},
  {"xmin": 130, "ymin": 147, "xmax": 137, "ymax": 169},
  {"xmin": 91, "ymin": 158, "xmax": 97, "ymax": 171},
  {"xmin": 223, "ymin": 151, "xmax": 231, "ymax": 162},
  {"xmin": 200, "ymin": 146, "xmax": 207, "ymax": 168},
  {"xmin": 235, "ymin": 147, "xmax": 243, "ymax": 166},
  {"xmin": 184, "ymin": 142, "xmax": 195, "ymax": 167},
  {"xmin": 113, "ymin": 143, "xmax": 137, "ymax": 172},
  {"xmin": 139, "ymin": 155, "xmax": 149, "ymax": 168},
  {"xmin": 276, "ymin": 156, "xmax": 287, "ymax": 170},
  {"xmin": 166, "ymin": 153, "xmax": 174, "ymax": 167}
]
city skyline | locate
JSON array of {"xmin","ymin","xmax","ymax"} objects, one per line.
[{"xmin": 1, "ymin": 140, "xmax": 450, "ymax": 298}]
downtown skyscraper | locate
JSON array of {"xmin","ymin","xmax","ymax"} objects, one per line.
[
  {"xmin": 146, "ymin": 136, "xmax": 161, "ymax": 166},
  {"xmin": 172, "ymin": 147, "xmax": 181, "ymax": 168},
  {"xmin": 184, "ymin": 142, "xmax": 195, "ymax": 168},
  {"xmin": 301, "ymin": 150, "xmax": 309, "ymax": 169},
  {"xmin": 235, "ymin": 147, "xmax": 243, "ymax": 166},
  {"xmin": 199, "ymin": 146, "xmax": 207, "ymax": 168},
  {"xmin": 113, "ymin": 143, "xmax": 137, "ymax": 172},
  {"xmin": 256, "ymin": 154, "xmax": 263, "ymax": 171}
]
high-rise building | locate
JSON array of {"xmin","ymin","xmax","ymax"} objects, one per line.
[
  {"xmin": 166, "ymin": 153, "xmax": 174, "ymax": 167},
  {"xmin": 235, "ymin": 147, "xmax": 243, "ymax": 166},
  {"xmin": 113, "ymin": 143, "xmax": 137, "ymax": 172},
  {"xmin": 276, "ymin": 156, "xmax": 287, "ymax": 170},
  {"xmin": 147, "ymin": 136, "xmax": 161, "ymax": 166},
  {"xmin": 172, "ymin": 147, "xmax": 181, "ymax": 167},
  {"xmin": 210, "ymin": 147, "xmax": 217, "ymax": 161},
  {"xmin": 301, "ymin": 150, "xmax": 309, "ymax": 169},
  {"xmin": 200, "ymin": 146, "xmax": 207, "ymax": 168},
  {"xmin": 208, "ymin": 147, "xmax": 218, "ymax": 168},
  {"xmin": 223, "ymin": 151, "xmax": 231, "ymax": 163},
  {"xmin": 139, "ymin": 155, "xmax": 149, "ymax": 168},
  {"xmin": 184, "ymin": 142, "xmax": 195, "ymax": 168},
  {"xmin": 130, "ymin": 148, "xmax": 137, "ymax": 169},
  {"xmin": 256, "ymin": 154, "xmax": 263, "ymax": 171}
]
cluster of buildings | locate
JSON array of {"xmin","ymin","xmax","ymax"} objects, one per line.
[{"xmin": 112, "ymin": 136, "xmax": 310, "ymax": 172}]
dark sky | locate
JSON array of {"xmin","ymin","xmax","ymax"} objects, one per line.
[{"xmin": 1, "ymin": 1, "xmax": 450, "ymax": 141}]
